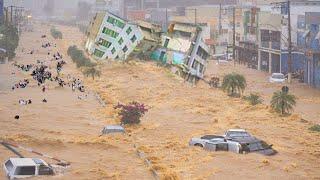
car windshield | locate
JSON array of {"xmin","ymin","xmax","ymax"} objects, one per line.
[
  {"xmin": 272, "ymin": 74, "xmax": 284, "ymax": 79},
  {"xmin": 227, "ymin": 131, "xmax": 250, "ymax": 137}
]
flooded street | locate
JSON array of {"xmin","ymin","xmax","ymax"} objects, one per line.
[
  {"xmin": 206, "ymin": 61, "xmax": 320, "ymax": 124},
  {"xmin": 0, "ymin": 23, "xmax": 153, "ymax": 179},
  {"xmin": 0, "ymin": 23, "xmax": 319, "ymax": 179}
]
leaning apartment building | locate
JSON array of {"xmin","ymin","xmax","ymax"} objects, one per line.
[
  {"xmin": 85, "ymin": 11, "xmax": 210, "ymax": 81},
  {"xmin": 85, "ymin": 11, "xmax": 143, "ymax": 60}
]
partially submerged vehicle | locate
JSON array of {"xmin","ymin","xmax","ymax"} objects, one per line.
[
  {"xmin": 3, "ymin": 158, "xmax": 54, "ymax": 179},
  {"xmin": 101, "ymin": 125, "xmax": 125, "ymax": 135},
  {"xmin": 269, "ymin": 73, "xmax": 286, "ymax": 83},
  {"xmin": 190, "ymin": 129, "xmax": 277, "ymax": 156}
]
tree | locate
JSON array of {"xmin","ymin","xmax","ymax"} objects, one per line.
[
  {"xmin": 221, "ymin": 73, "xmax": 246, "ymax": 96},
  {"xmin": 83, "ymin": 66, "xmax": 101, "ymax": 80},
  {"xmin": 270, "ymin": 91, "xmax": 296, "ymax": 115},
  {"xmin": 243, "ymin": 93, "xmax": 263, "ymax": 105},
  {"xmin": 0, "ymin": 25, "xmax": 19, "ymax": 60},
  {"xmin": 114, "ymin": 102, "xmax": 148, "ymax": 125}
]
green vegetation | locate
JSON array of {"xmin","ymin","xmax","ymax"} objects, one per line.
[
  {"xmin": 243, "ymin": 93, "xmax": 263, "ymax": 105},
  {"xmin": 270, "ymin": 91, "xmax": 296, "ymax": 115},
  {"xmin": 0, "ymin": 25, "xmax": 19, "ymax": 60},
  {"xmin": 50, "ymin": 27, "xmax": 63, "ymax": 39},
  {"xmin": 221, "ymin": 73, "xmax": 247, "ymax": 97},
  {"xmin": 83, "ymin": 66, "xmax": 101, "ymax": 80},
  {"xmin": 309, "ymin": 124, "xmax": 320, "ymax": 132},
  {"xmin": 67, "ymin": 45, "xmax": 94, "ymax": 68}
]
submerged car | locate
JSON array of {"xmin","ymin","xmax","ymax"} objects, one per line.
[
  {"xmin": 224, "ymin": 129, "xmax": 251, "ymax": 140},
  {"xmin": 3, "ymin": 158, "xmax": 54, "ymax": 179},
  {"xmin": 189, "ymin": 135, "xmax": 225, "ymax": 147},
  {"xmin": 269, "ymin": 73, "xmax": 286, "ymax": 83},
  {"xmin": 232, "ymin": 137, "xmax": 277, "ymax": 156}
]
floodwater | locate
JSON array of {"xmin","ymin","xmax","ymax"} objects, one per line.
[{"xmin": 0, "ymin": 22, "xmax": 319, "ymax": 179}]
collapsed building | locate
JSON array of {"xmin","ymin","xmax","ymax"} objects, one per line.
[
  {"xmin": 153, "ymin": 22, "xmax": 210, "ymax": 80},
  {"xmin": 85, "ymin": 11, "xmax": 143, "ymax": 60},
  {"xmin": 85, "ymin": 11, "xmax": 210, "ymax": 81}
]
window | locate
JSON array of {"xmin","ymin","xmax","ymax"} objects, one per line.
[
  {"xmin": 191, "ymin": 60, "xmax": 198, "ymax": 69},
  {"xmin": 102, "ymin": 27, "xmax": 119, "ymax": 38},
  {"xmin": 122, "ymin": 45, "xmax": 128, "ymax": 53},
  {"xmin": 114, "ymin": 19, "xmax": 125, "ymax": 29},
  {"xmin": 118, "ymin": 37, "xmax": 124, "ymax": 45},
  {"xmin": 131, "ymin": 35, "xmax": 137, "ymax": 43},
  {"xmin": 15, "ymin": 166, "xmax": 36, "ymax": 175},
  {"xmin": 111, "ymin": 47, "xmax": 116, "ymax": 54},
  {"xmin": 216, "ymin": 143, "xmax": 228, "ymax": 151},
  {"xmin": 126, "ymin": 27, "xmax": 132, "ymax": 35},
  {"xmin": 164, "ymin": 38, "xmax": 170, "ymax": 48},
  {"xmin": 5, "ymin": 160, "xmax": 13, "ymax": 172},
  {"xmin": 38, "ymin": 165, "xmax": 53, "ymax": 175},
  {"xmin": 99, "ymin": 38, "xmax": 111, "ymax": 48},
  {"xmin": 107, "ymin": 16, "xmax": 115, "ymax": 24},
  {"xmin": 199, "ymin": 64, "xmax": 204, "ymax": 73},
  {"xmin": 107, "ymin": 16, "xmax": 125, "ymax": 29},
  {"xmin": 93, "ymin": 49, "xmax": 104, "ymax": 58}
]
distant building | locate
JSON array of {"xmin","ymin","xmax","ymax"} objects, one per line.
[{"xmin": 302, "ymin": 12, "xmax": 320, "ymax": 88}]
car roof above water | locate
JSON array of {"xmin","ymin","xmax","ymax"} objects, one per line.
[{"xmin": 9, "ymin": 158, "xmax": 38, "ymax": 167}]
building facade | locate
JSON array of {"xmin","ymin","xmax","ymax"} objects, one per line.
[{"xmin": 85, "ymin": 11, "xmax": 143, "ymax": 60}]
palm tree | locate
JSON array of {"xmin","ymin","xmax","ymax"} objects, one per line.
[
  {"xmin": 83, "ymin": 66, "xmax": 101, "ymax": 80},
  {"xmin": 270, "ymin": 91, "xmax": 296, "ymax": 115},
  {"xmin": 221, "ymin": 73, "xmax": 246, "ymax": 96}
]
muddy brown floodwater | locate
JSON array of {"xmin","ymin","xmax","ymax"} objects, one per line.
[{"xmin": 0, "ymin": 23, "xmax": 320, "ymax": 180}]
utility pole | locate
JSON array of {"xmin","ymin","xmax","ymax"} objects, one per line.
[
  {"xmin": 165, "ymin": 8, "xmax": 168, "ymax": 30},
  {"xmin": 233, "ymin": 6, "xmax": 236, "ymax": 66},
  {"xmin": 10, "ymin": 6, "xmax": 13, "ymax": 25},
  {"xmin": 287, "ymin": 0, "xmax": 292, "ymax": 83},
  {"xmin": 194, "ymin": 8, "xmax": 197, "ymax": 25},
  {"xmin": 219, "ymin": 4, "xmax": 222, "ymax": 35}
]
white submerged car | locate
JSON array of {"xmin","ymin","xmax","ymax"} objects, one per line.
[
  {"xmin": 3, "ymin": 158, "xmax": 54, "ymax": 179},
  {"xmin": 189, "ymin": 135, "xmax": 225, "ymax": 148},
  {"xmin": 269, "ymin": 73, "xmax": 286, "ymax": 83}
]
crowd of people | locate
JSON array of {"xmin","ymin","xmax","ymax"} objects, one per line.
[
  {"xmin": 12, "ymin": 79, "xmax": 29, "ymax": 90},
  {"xmin": 11, "ymin": 33, "xmax": 90, "ymax": 120}
]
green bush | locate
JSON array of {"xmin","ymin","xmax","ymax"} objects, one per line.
[
  {"xmin": 0, "ymin": 25, "xmax": 19, "ymax": 60},
  {"xmin": 243, "ymin": 93, "xmax": 263, "ymax": 105},
  {"xmin": 67, "ymin": 45, "xmax": 94, "ymax": 68},
  {"xmin": 270, "ymin": 91, "xmax": 296, "ymax": 115},
  {"xmin": 221, "ymin": 73, "xmax": 246, "ymax": 97},
  {"xmin": 50, "ymin": 27, "xmax": 62, "ymax": 39},
  {"xmin": 309, "ymin": 124, "xmax": 320, "ymax": 132}
]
